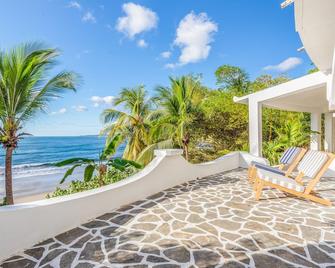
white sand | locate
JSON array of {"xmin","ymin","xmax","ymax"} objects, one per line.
[{"xmin": 15, "ymin": 192, "xmax": 49, "ymax": 203}]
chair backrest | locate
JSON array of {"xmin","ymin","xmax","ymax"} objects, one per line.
[
  {"xmin": 279, "ymin": 147, "xmax": 302, "ymax": 165},
  {"xmin": 297, "ymin": 150, "xmax": 329, "ymax": 178}
]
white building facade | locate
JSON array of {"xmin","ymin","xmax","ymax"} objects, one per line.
[{"xmin": 235, "ymin": 0, "xmax": 335, "ymax": 157}]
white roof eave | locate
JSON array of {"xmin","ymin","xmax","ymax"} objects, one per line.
[{"xmin": 233, "ymin": 71, "xmax": 328, "ymax": 105}]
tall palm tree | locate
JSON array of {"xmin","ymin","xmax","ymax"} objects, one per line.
[
  {"xmin": 101, "ymin": 86, "xmax": 154, "ymax": 161},
  {"xmin": 0, "ymin": 43, "xmax": 80, "ymax": 205},
  {"xmin": 153, "ymin": 76, "xmax": 203, "ymax": 160}
]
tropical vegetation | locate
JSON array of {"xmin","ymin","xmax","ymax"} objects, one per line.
[
  {"xmin": 0, "ymin": 43, "xmax": 80, "ymax": 205},
  {"xmin": 48, "ymin": 165, "xmax": 138, "ymax": 198},
  {"xmin": 48, "ymin": 134, "xmax": 141, "ymax": 198},
  {"xmin": 102, "ymin": 65, "xmax": 312, "ymax": 165},
  {"xmin": 54, "ymin": 134, "xmax": 142, "ymax": 185},
  {"xmin": 0, "ymin": 43, "xmax": 315, "ymax": 203},
  {"xmin": 101, "ymin": 86, "xmax": 155, "ymax": 161}
]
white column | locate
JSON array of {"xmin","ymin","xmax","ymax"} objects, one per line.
[
  {"xmin": 324, "ymin": 113, "xmax": 333, "ymax": 152},
  {"xmin": 327, "ymin": 46, "xmax": 335, "ymax": 110},
  {"xmin": 310, "ymin": 113, "xmax": 321, "ymax": 150},
  {"xmin": 249, "ymin": 100, "xmax": 262, "ymax": 157}
]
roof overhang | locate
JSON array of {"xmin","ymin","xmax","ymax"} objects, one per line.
[
  {"xmin": 234, "ymin": 72, "xmax": 329, "ymax": 113},
  {"xmin": 294, "ymin": 0, "xmax": 335, "ymax": 74}
]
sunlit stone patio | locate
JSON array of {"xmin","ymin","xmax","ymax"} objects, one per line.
[{"xmin": 2, "ymin": 169, "xmax": 335, "ymax": 268}]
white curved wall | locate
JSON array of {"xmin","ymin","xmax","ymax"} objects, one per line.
[{"xmin": 0, "ymin": 150, "xmax": 266, "ymax": 261}]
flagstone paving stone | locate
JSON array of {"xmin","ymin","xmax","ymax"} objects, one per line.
[{"xmin": 2, "ymin": 169, "xmax": 335, "ymax": 267}]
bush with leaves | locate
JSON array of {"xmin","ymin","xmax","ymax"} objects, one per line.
[
  {"xmin": 47, "ymin": 166, "xmax": 137, "ymax": 198},
  {"xmin": 48, "ymin": 134, "xmax": 142, "ymax": 197},
  {"xmin": 262, "ymin": 113, "xmax": 312, "ymax": 164}
]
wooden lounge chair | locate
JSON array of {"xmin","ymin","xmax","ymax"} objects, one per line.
[
  {"xmin": 248, "ymin": 147, "xmax": 307, "ymax": 183},
  {"xmin": 253, "ymin": 150, "xmax": 335, "ymax": 206}
]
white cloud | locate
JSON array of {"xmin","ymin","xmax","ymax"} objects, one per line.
[
  {"xmin": 164, "ymin": 63, "xmax": 176, "ymax": 69},
  {"xmin": 68, "ymin": 1, "xmax": 81, "ymax": 10},
  {"xmin": 82, "ymin": 11, "xmax": 96, "ymax": 23},
  {"xmin": 72, "ymin": 105, "xmax": 88, "ymax": 112},
  {"xmin": 137, "ymin": 39, "xmax": 148, "ymax": 48},
  {"xmin": 51, "ymin": 108, "xmax": 67, "ymax": 115},
  {"xmin": 116, "ymin": 2, "xmax": 158, "ymax": 38},
  {"xmin": 263, "ymin": 57, "xmax": 303, "ymax": 72},
  {"xmin": 161, "ymin": 51, "xmax": 171, "ymax": 59},
  {"xmin": 91, "ymin": 96, "xmax": 115, "ymax": 107},
  {"xmin": 172, "ymin": 12, "xmax": 218, "ymax": 66}
]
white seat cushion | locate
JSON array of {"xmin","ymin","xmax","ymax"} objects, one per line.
[{"xmin": 257, "ymin": 169, "xmax": 305, "ymax": 193}]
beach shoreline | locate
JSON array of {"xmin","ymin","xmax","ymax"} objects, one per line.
[{"xmin": 0, "ymin": 166, "xmax": 85, "ymax": 204}]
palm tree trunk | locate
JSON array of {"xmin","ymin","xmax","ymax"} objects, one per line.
[
  {"xmin": 183, "ymin": 144, "xmax": 189, "ymax": 161},
  {"xmin": 5, "ymin": 147, "xmax": 14, "ymax": 205},
  {"xmin": 182, "ymin": 133, "xmax": 190, "ymax": 161}
]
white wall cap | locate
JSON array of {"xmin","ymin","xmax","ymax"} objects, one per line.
[{"xmin": 154, "ymin": 149, "xmax": 183, "ymax": 156}]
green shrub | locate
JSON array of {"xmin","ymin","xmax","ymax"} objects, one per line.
[{"xmin": 47, "ymin": 167, "xmax": 138, "ymax": 198}]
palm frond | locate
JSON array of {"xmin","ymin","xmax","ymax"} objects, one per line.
[
  {"xmin": 136, "ymin": 139, "xmax": 174, "ymax": 165},
  {"xmin": 100, "ymin": 133, "xmax": 123, "ymax": 160}
]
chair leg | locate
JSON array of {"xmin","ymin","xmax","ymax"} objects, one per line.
[
  {"xmin": 253, "ymin": 181, "xmax": 258, "ymax": 191},
  {"xmin": 303, "ymin": 194, "xmax": 332, "ymax": 206},
  {"xmin": 255, "ymin": 181, "xmax": 264, "ymax": 201},
  {"xmin": 248, "ymin": 166, "xmax": 256, "ymax": 183},
  {"xmin": 247, "ymin": 166, "xmax": 252, "ymax": 181}
]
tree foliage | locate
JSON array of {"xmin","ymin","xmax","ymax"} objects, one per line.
[
  {"xmin": 152, "ymin": 76, "xmax": 204, "ymax": 160},
  {"xmin": 215, "ymin": 65, "xmax": 250, "ymax": 94},
  {"xmin": 0, "ymin": 42, "xmax": 80, "ymax": 204},
  {"xmin": 101, "ymin": 86, "xmax": 154, "ymax": 161}
]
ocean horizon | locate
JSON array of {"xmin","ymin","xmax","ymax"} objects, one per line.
[{"xmin": 0, "ymin": 136, "xmax": 126, "ymax": 199}]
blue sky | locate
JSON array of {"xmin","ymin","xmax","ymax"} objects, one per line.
[{"xmin": 0, "ymin": 0, "xmax": 313, "ymax": 136}]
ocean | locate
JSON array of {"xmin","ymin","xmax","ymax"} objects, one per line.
[{"xmin": 0, "ymin": 136, "xmax": 125, "ymax": 199}]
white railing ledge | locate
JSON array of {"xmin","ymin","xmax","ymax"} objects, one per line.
[{"xmin": 154, "ymin": 149, "xmax": 183, "ymax": 156}]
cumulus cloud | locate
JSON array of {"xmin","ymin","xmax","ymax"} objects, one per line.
[
  {"xmin": 116, "ymin": 2, "xmax": 158, "ymax": 38},
  {"xmin": 161, "ymin": 51, "xmax": 171, "ymax": 59},
  {"xmin": 51, "ymin": 108, "xmax": 67, "ymax": 115},
  {"xmin": 82, "ymin": 11, "xmax": 96, "ymax": 23},
  {"xmin": 91, "ymin": 96, "xmax": 115, "ymax": 107},
  {"xmin": 263, "ymin": 57, "xmax": 303, "ymax": 72},
  {"xmin": 68, "ymin": 1, "xmax": 81, "ymax": 10},
  {"xmin": 137, "ymin": 39, "xmax": 148, "ymax": 48},
  {"xmin": 72, "ymin": 105, "xmax": 88, "ymax": 112},
  {"xmin": 171, "ymin": 12, "xmax": 218, "ymax": 66}
]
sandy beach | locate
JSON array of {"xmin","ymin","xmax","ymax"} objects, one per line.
[
  {"xmin": 0, "ymin": 166, "xmax": 85, "ymax": 204},
  {"xmin": 15, "ymin": 192, "xmax": 49, "ymax": 203}
]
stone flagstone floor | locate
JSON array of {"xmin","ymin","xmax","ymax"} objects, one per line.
[{"xmin": 2, "ymin": 169, "xmax": 335, "ymax": 268}]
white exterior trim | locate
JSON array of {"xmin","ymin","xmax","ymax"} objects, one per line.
[
  {"xmin": 310, "ymin": 113, "xmax": 322, "ymax": 150},
  {"xmin": 249, "ymin": 100, "xmax": 262, "ymax": 157},
  {"xmin": 234, "ymin": 72, "xmax": 327, "ymax": 107},
  {"xmin": 324, "ymin": 113, "xmax": 333, "ymax": 152}
]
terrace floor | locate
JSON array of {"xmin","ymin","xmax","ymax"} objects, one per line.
[{"xmin": 2, "ymin": 169, "xmax": 335, "ymax": 268}]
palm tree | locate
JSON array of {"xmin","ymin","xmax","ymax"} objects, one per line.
[
  {"xmin": 153, "ymin": 76, "xmax": 203, "ymax": 160},
  {"xmin": 0, "ymin": 43, "xmax": 80, "ymax": 205},
  {"xmin": 101, "ymin": 86, "xmax": 154, "ymax": 161}
]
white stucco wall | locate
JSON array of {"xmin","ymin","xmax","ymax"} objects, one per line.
[{"xmin": 0, "ymin": 150, "xmax": 266, "ymax": 261}]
